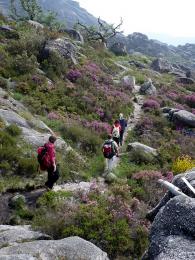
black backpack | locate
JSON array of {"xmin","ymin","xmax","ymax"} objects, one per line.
[{"xmin": 103, "ymin": 140, "xmax": 115, "ymax": 159}]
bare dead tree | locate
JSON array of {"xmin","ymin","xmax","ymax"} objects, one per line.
[{"xmin": 77, "ymin": 17, "xmax": 123, "ymax": 46}]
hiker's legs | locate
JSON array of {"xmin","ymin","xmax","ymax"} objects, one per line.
[
  {"xmin": 113, "ymin": 137, "xmax": 120, "ymax": 146},
  {"xmin": 45, "ymin": 167, "xmax": 59, "ymax": 189},
  {"xmin": 105, "ymin": 158, "xmax": 112, "ymax": 172},
  {"xmin": 120, "ymin": 130, "xmax": 124, "ymax": 146},
  {"xmin": 107, "ymin": 157, "xmax": 113, "ymax": 171}
]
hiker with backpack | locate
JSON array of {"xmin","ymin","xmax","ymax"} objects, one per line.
[
  {"xmin": 102, "ymin": 134, "xmax": 119, "ymax": 171},
  {"xmin": 111, "ymin": 120, "xmax": 121, "ymax": 146},
  {"xmin": 37, "ymin": 135, "xmax": 59, "ymax": 190},
  {"xmin": 119, "ymin": 113, "xmax": 127, "ymax": 146}
]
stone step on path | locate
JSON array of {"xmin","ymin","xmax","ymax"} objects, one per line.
[{"xmin": 53, "ymin": 177, "xmax": 107, "ymax": 194}]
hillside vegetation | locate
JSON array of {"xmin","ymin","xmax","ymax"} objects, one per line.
[{"xmin": 0, "ymin": 7, "xmax": 195, "ymax": 259}]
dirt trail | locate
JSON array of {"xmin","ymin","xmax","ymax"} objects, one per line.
[{"xmin": 109, "ymin": 85, "xmax": 144, "ymax": 170}]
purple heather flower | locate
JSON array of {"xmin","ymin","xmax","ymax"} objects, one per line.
[
  {"xmin": 67, "ymin": 69, "xmax": 82, "ymax": 83},
  {"xmin": 48, "ymin": 112, "xmax": 60, "ymax": 120},
  {"xmin": 143, "ymin": 99, "xmax": 160, "ymax": 109}
]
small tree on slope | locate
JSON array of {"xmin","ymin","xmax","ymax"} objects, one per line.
[
  {"xmin": 77, "ymin": 17, "xmax": 123, "ymax": 47},
  {"xmin": 10, "ymin": 0, "xmax": 42, "ymax": 21}
]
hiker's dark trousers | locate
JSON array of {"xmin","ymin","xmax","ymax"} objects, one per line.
[
  {"xmin": 113, "ymin": 137, "xmax": 120, "ymax": 146},
  {"xmin": 120, "ymin": 130, "xmax": 124, "ymax": 146},
  {"xmin": 45, "ymin": 166, "xmax": 59, "ymax": 189}
]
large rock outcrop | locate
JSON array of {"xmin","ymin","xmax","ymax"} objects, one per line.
[
  {"xmin": 110, "ymin": 42, "xmax": 127, "ymax": 56},
  {"xmin": 64, "ymin": 29, "xmax": 84, "ymax": 43},
  {"xmin": 144, "ymin": 195, "xmax": 195, "ymax": 260},
  {"xmin": 151, "ymin": 58, "xmax": 173, "ymax": 73},
  {"xmin": 127, "ymin": 142, "xmax": 157, "ymax": 156},
  {"xmin": 139, "ymin": 79, "xmax": 157, "ymax": 95},
  {"xmin": 145, "ymin": 168, "xmax": 195, "ymax": 260},
  {"xmin": 162, "ymin": 107, "xmax": 195, "ymax": 128},
  {"xmin": 0, "ymin": 88, "xmax": 77, "ymax": 156},
  {"xmin": 172, "ymin": 110, "xmax": 195, "ymax": 127},
  {"xmin": 0, "ymin": 25, "xmax": 19, "ymax": 39},
  {"xmin": 177, "ymin": 77, "xmax": 195, "ymax": 84},
  {"xmin": 43, "ymin": 37, "xmax": 78, "ymax": 64},
  {"xmin": 0, "ymin": 225, "xmax": 109, "ymax": 260}
]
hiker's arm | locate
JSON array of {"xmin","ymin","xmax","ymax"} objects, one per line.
[{"xmin": 49, "ymin": 146, "xmax": 56, "ymax": 171}]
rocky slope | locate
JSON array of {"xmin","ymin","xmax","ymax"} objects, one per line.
[
  {"xmin": 144, "ymin": 168, "xmax": 195, "ymax": 260},
  {"xmin": 0, "ymin": 225, "xmax": 108, "ymax": 260},
  {"xmin": 0, "ymin": 0, "xmax": 98, "ymax": 27},
  {"xmin": 110, "ymin": 32, "xmax": 195, "ymax": 70},
  {"xmin": 1, "ymin": 0, "xmax": 195, "ymax": 70}
]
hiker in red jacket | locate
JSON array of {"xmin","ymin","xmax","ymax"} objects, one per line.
[
  {"xmin": 44, "ymin": 135, "xmax": 59, "ymax": 189},
  {"xmin": 111, "ymin": 120, "xmax": 121, "ymax": 146},
  {"xmin": 38, "ymin": 136, "xmax": 59, "ymax": 190}
]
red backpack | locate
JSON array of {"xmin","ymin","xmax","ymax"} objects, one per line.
[
  {"xmin": 37, "ymin": 145, "xmax": 51, "ymax": 170},
  {"xmin": 103, "ymin": 140, "xmax": 115, "ymax": 159}
]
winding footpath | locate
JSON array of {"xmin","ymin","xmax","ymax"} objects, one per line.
[{"xmin": 109, "ymin": 85, "xmax": 144, "ymax": 170}]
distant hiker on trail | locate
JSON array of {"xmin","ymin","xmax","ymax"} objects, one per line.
[
  {"xmin": 37, "ymin": 135, "xmax": 59, "ymax": 190},
  {"xmin": 111, "ymin": 120, "xmax": 121, "ymax": 146},
  {"xmin": 102, "ymin": 134, "xmax": 119, "ymax": 171},
  {"xmin": 119, "ymin": 113, "xmax": 127, "ymax": 146}
]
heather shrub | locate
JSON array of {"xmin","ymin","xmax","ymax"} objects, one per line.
[
  {"xmin": 143, "ymin": 99, "xmax": 160, "ymax": 110},
  {"xmin": 67, "ymin": 69, "xmax": 82, "ymax": 83},
  {"xmin": 132, "ymin": 170, "xmax": 165, "ymax": 206},
  {"xmin": 82, "ymin": 120, "xmax": 111, "ymax": 136},
  {"xmin": 33, "ymin": 189, "xmax": 148, "ymax": 259},
  {"xmin": 167, "ymin": 91, "xmax": 178, "ymax": 101},
  {"xmin": 185, "ymin": 94, "xmax": 195, "ymax": 108},
  {"xmin": 135, "ymin": 117, "xmax": 154, "ymax": 136},
  {"xmin": 47, "ymin": 112, "xmax": 60, "ymax": 120},
  {"xmin": 172, "ymin": 155, "xmax": 195, "ymax": 174}
]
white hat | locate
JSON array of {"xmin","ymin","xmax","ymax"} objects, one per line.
[{"xmin": 119, "ymin": 113, "xmax": 123, "ymax": 119}]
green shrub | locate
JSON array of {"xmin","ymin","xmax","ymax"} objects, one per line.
[
  {"xmin": 41, "ymin": 52, "xmax": 68, "ymax": 79},
  {"xmin": 12, "ymin": 51, "xmax": 38, "ymax": 75},
  {"xmin": 0, "ymin": 77, "xmax": 8, "ymax": 89},
  {"xmin": 6, "ymin": 124, "xmax": 22, "ymax": 136},
  {"xmin": 17, "ymin": 157, "xmax": 37, "ymax": 176},
  {"xmin": 60, "ymin": 124, "xmax": 103, "ymax": 154},
  {"xmin": 57, "ymin": 149, "xmax": 87, "ymax": 181},
  {"xmin": 0, "ymin": 46, "xmax": 12, "ymax": 77},
  {"xmin": 63, "ymin": 204, "xmax": 134, "ymax": 257},
  {"xmin": 12, "ymin": 92, "xmax": 23, "ymax": 101},
  {"xmin": 131, "ymin": 187, "xmax": 145, "ymax": 200},
  {"xmin": 129, "ymin": 149, "xmax": 156, "ymax": 164},
  {"xmin": 133, "ymin": 226, "xmax": 149, "ymax": 258},
  {"xmin": 37, "ymin": 190, "xmax": 73, "ymax": 208}
]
